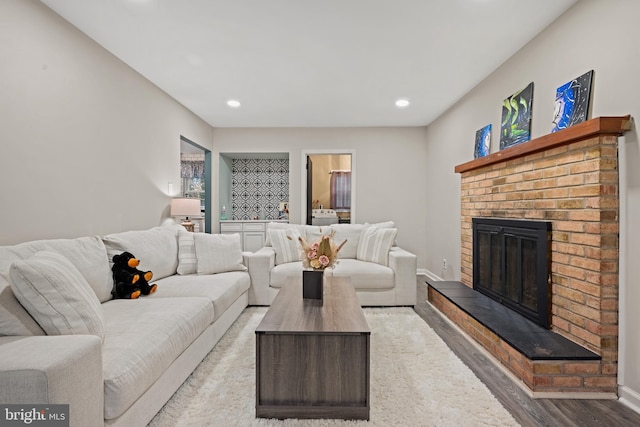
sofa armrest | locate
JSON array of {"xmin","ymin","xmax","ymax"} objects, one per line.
[
  {"xmin": 241, "ymin": 251, "xmax": 252, "ymax": 267},
  {"xmin": 389, "ymin": 247, "xmax": 417, "ymax": 306},
  {"xmin": 246, "ymin": 247, "xmax": 275, "ymax": 305},
  {"xmin": 0, "ymin": 335, "xmax": 103, "ymax": 427}
]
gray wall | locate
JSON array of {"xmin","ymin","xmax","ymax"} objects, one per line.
[
  {"xmin": 212, "ymin": 127, "xmax": 429, "ymax": 265},
  {"xmin": 423, "ymin": 0, "xmax": 640, "ymax": 410},
  {"xmin": 0, "ymin": 1, "xmax": 430, "ymax": 267},
  {"xmin": 0, "ymin": 0, "xmax": 213, "ymax": 244}
]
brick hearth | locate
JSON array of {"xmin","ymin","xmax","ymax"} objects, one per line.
[{"xmin": 428, "ymin": 116, "xmax": 631, "ymax": 395}]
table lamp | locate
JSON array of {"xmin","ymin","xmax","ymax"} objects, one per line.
[{"xmin": 171, "ymin": 198, "xmax": 201, "ymax": 231}]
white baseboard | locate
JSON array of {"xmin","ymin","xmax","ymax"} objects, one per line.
[
  {"xmin": 420, "ymin": 268, "xmax": 443, "ymax": 282},
  {"xmin": 619, "ymin": 385, "xmax": 640, "ymax": 414}
]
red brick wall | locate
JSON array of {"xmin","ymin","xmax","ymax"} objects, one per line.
[{"xmin": 458, "ymin": 134, "xmax": 619, "ymax": 391}]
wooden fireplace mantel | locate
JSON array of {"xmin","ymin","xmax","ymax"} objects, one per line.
[{"xmin": 454, "ymin": 115, "xmax": 631, "ymax": 174}]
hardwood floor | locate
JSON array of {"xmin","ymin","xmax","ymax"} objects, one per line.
[{"xmin": 414, "ymin": 278, "xmax": 640, "ymax": 427}]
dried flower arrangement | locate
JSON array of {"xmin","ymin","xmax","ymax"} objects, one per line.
[{"xmin": 295, "ymin": 229, "xmax": 347, "ymax": 271}]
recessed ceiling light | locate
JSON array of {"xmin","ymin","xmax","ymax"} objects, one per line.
[
  {"xmin": 227, "ymin": 99, "xmax": 241, "ymax": 108},
  {"xmin": 395, "ymin": 99, "xmax": 410, "ymax": 108}
]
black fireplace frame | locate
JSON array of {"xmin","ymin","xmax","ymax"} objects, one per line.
[{"xmin": 472, "ymin": 218, "xmax": 552, "ymax": 329}]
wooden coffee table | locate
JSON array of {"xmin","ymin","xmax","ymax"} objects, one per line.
[{"xmin": 255, "ymin": 276, "xmax": 370, "ymax": 420}]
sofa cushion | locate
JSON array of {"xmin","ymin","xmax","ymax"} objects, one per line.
[
  {"xmin": 357, "ymin": 226, "xmax": 398, "ymax": 266},
  {"xmin": 270, "ymin": 259, "xmax": 394, "ymax": 290},
  {"xmin": 270, "ymin": 261, "xmax": 304, "ymax": 288},
  {"xmin": 330, "ymin": 259, "xmax": 395, "ymax": 290},
  {"xmin": 366, "ymin": 221, "xmax": 395, "ymax": 229},
  {"xmin": 0, "ymin": 236, "xmax": 112, "ymax": 303},
  {"xmin": 151, "ymin": 271, "xmax": 250, "ymax": 321},
  {"xmin": 268, "ymin": 229, "xmax": 302, "ymax": 265},
  {"xmin": 304, "ymin": 225, "xmax": 333, "ymax": 244},
  {"xmin": 1, "ymin": 236, "xmax": 112, "ymax": 337},
  {"xmin": 176, "ymin": 230, "xmax": 197, "ymax": 275},
  {"xmin": 0, "ymin": 284, "xmax": 45, "ymax": 336},
  {"xmin": 365, "ymin": 221, "xmax": 398, "ymax": 246},
  {"xmin": 329, "ymin": 223, "xmax": 364, "ymax": 259},
  {"xmin": 9, "ymin": 251, "xmax": 105, "ymax": 340},
  {"xmin": 264, "ymin": 222, "xmax": 306, "ymax": 246},
  {"xmin": 101, "ymin": 297, "xmax": 214, "ymax": 420},
  {"xmin": 193, "ymin": 233, "xmax": 247, "ymax": 274},
  {"xmin": 102, "ymin": 225, "xmax": 180, "ymax": 281}
]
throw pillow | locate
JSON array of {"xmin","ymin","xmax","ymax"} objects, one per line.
[
  {"xmin": 193, "ymin": 233, "xmax": 247, "ymax": 275},
  {"xmin": 329, "ymin": 224, "xmax": 364, "ymax": 259},
  {"xmin": 364, "ymin": 221, "xmax": 398, "ymax": 245},
  {"xmin": 268, "ymin": 229, "xmax": 302, "ymax": 265},
  {"xmin": 102, "ymin": 225, "xmax": 181, "ymax": 281},
  {"xmin": 356, "ymin": 226, "xmax": 398, "ymax": 266},
  {"xmin": 176, "ymin": 229, "xmax": 197, "ymax": 275},
  {"xmin": 264, "ymin": 223, "xmax": 306, "ymax": 246},
  {"xmin": 9, "ymin": 251, "xmax": 105, "ymax": 340},
  {"xmin": 366, "ymin": 221, "xmax": 395, "ymax": 229},
  {"xmin": 304, "ymin": 226, "xmax": 333, "ymax": 245}
]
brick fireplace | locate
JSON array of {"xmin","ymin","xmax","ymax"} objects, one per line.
[{"xmin": 428, "ymin": 116, "xmax": 631, "ymax": 395}]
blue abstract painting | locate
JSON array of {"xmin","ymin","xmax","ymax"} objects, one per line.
[
  {"xmin": 474, "ymin": 124, "xmax": 491, "ymax": 159},
  {"xmin": 500, "ymin": 82, "xmax": 534, "ymax": 150},
  {"xmin": 552, "ymin": 70, "xmax": 593, "ymax": 133}
]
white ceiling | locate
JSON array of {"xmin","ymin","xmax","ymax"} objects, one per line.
[{"xmin": 41, "ymin": 0, "xmax": 578, "ymax": 128}]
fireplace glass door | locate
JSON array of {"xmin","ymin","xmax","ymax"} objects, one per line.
[{"xmin": 473, "ymin": 218, "xmax": 551, "ymax": 328}]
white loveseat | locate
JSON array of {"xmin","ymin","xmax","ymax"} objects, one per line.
[
  {"xmin": 247, "ymin": 222, "xmax": 417, "ymax": 306},
  {"xmin": 0, "ymin": 224, "xmax": 250, "ymax": 427}
]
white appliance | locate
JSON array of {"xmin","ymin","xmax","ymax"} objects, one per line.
[{"xmin": 311, "ymin": 209, "xmax": 339, "ymax": 226}]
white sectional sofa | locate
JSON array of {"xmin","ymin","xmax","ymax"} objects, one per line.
[
  {"xmin": 247, "ymin": 222, "xmax": 417, "ymax": 306},
  {"xmin": 0, "ymin": 224, "xmax": 250, "ymax": 427}
]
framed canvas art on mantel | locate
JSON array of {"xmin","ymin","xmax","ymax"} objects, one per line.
[
  {"xmin": 500, "ymin": 82, "xmax": 534, "ymax": 150},
  {"xmin": 552, "ymin": 70, "xmax": 594, "ymax": 133},
  {"xmin": 474, "ymin": 124, "xmax": 491, "ymax": 159}
]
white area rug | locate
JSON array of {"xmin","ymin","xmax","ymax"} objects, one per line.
[{"xmin": 148, "ymin": 307, "xmax": 519, "ymax": 427}]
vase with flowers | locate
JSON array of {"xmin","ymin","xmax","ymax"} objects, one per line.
[{"xmin": 296, "ymin": 229, "xmax": 346, "ymax": 300}]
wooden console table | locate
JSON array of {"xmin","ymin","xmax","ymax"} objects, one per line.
[{"xmin": 255, "ymin": 277, "xmax": 370, "ymax": 420}]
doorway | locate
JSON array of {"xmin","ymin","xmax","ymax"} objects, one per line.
[
  {"xmin": 180, "ymin": 136, "xmax": 211, "ymax": 233},
  {"xmin": 301, "ymin": 149, "xmax": 355, "ymax": 225}
]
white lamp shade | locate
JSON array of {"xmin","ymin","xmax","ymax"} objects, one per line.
[{"xmin": 171, "ymin": 198, "xmax": 201, "ymax": 217}]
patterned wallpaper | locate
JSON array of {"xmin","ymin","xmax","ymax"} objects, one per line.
[{"xmin": 231, "ymin": 159, "xmax": 289, "ymax": 220}]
